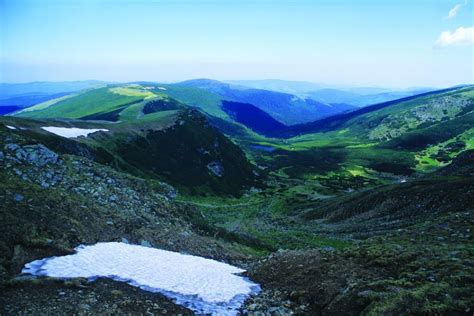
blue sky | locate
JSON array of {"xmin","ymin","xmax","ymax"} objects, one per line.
[{"xmin": 0, "ymin": 0, "xmax": 472, "ymax": 87}]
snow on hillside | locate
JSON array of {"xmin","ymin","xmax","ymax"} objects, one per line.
[{"xmin": 41, "ymin": 126, "xmax": 108, "ymax": 138}]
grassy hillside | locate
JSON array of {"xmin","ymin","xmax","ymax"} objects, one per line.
[
  {"xmin": 159, "ymin": 84, "xmax": 230, "ymax": 119},
  {"xmin": 14, "ymin": 86, "xmax": 148, "ymax": 120},
  {"xmin": 178, "ymin": 79, "xmax": 354, "ymax": 125},
  {"xmin": 3, "ymin": 107, "xmax": 261, "ymax": 196},
  {"xmin": 221, "ymin": 100, "xmax": 286, "ymax": 135},
  {"xmin": 271, "ymin": 86, "xmax": 469, "ymax": 137},
  {"xmin": 12, "ymin": 83, "xmax": 231, "ymax": 122},
  {"xmin": 93, "ymin": 110, "xmax": 262, "ymax": 195},
  {"xmin": 14, "ymin": 93, "xmax": 78, "ymax": 114}
]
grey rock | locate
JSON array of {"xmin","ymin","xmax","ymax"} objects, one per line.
[
  {"xmin": 4, "ymin": 143, "xmax": 59, "ymax": 166},
  {"xmin": 357, "ymin": 290, "xmax": 375, "ymax": 297},
  {"xmin": 15, "ymin": 148, "xmax": 28, "ymax": 161},
  {"xmin": 268, "ymin": 307, "xmax": 284, "ymax": 314},
  {"xmin": 169, "ymin": 190, "xmax": 177, "ymax": 199},
  {"xmin": 289, "ymin": 290, "xmax": 307, "ymax": 300},
  {"xmin": 5, "ymin": 143, "xmax": 20, "ymax": 151},
  {"xmin": 298, "ymin": 304, "xmax": 309, "ymax": 311},
  {"xmin": 24, "ymin": 145, "xmax": 59, "ymax": 166},
  {"xmin": 321, "ymin": 246, "xmax": 336, "ymax": 252},
  {"xmin": 11, "ymin": 275, "xmax": 40, "ymax": 282},
  {"xmin": 248, "ymin": 304, "xmax": 259, "ymax": 311},
  {"xmin": 140, "ymin": 240, "xmax": 152, "ymax": 247},
  {"xmin": 206, "ymin": 161, "xmax": 224, "ymax": 177}
]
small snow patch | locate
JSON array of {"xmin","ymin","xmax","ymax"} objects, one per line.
[
  {"xmin": 41, "ymin": 126, "xmax": 108, "ymax": 138},
  {"xmin": 157, "ymin": 87, "xmax": 167, "ymax": 90},
  {"xmin": 22, "ymin": 242, "xmax": 260, "ymax": 315},
  {"xmin": 6, "ymin": 125, "xmax": 16, "ymax": 130}
]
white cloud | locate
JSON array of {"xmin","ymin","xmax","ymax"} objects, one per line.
[
  {"xmin": 435, "ymin": 26, "xmax": 474, "ymax": 47},
  {"xmin": 445, "ymin": 3, "xmax": 462, "ymax": 19}
]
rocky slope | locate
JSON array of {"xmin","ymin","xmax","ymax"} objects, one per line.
[
  {"xmin": 0, "ymin": 126, "xmax": 266, "ymax": 314},
  {"xmin": 104, "ymin": 109, "xmax": 262, "ymax": 195},
  {"xmin": 2, "ymin": 108, "xmax": 262, "ymax": 196}
]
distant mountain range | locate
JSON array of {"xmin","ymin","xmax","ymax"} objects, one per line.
[
  {"xmin": 227, "ymin": 79, "xmax": 435, "ymax": 107},
  {"xmin": 177, "ymin": 79, "xmax": 354, "ymax": 125},
  {"xmin": 0, "ymin": 79, "xmax": 439, "ymax": 124},
  {"xmin": 2, "ymin": 80, "xmax": 470, "ymax": 139}
]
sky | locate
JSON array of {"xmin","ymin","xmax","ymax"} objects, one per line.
[{"xmin": 0, "ymin": 0, "xmax": 472, "ymax": 88}]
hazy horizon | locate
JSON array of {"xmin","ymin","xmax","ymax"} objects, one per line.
[
  {"xmin": 0, "ymin": 77, "xmax": 470, "ymax": 91},
  {"xmin": 1, "ymin": 0, "xmax": 473, "ymax": 88}
]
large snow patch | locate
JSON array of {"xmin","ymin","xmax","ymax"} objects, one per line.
[{"xmin": 22, "ymin": 242, "xmax": 260, "ymax": 315}]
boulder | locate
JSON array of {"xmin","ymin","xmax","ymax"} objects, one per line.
[
  {"xmin": 206, "ymin": 161, "xmax": 224, "ymax": 177},
  {"xmin": 3, "ymin": 143, "xmax": 59, "ymax": 166}
]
